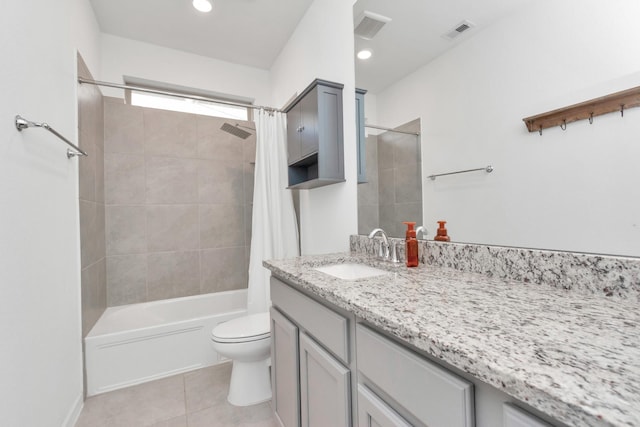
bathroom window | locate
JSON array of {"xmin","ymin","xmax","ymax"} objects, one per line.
[{"xmin": 130, "ymin": 91, "xmax": 249, "ymax": 120}]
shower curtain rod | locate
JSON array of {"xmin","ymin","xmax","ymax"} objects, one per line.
[
  {"xmin": 365, "ymin": 124, "xmax": 420, "ymax": 136},
  {"xmin": 77, "ymin": 78, "xmax": 281, "ymax": 113}
]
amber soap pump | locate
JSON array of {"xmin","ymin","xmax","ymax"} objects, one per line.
[
  {"xmin": 435, "ymin": 220, "xmax": 451, "ymax": 242},
  {"xmin": 403, "ymin": 222, "xmax": 419, "ymax": 267}
]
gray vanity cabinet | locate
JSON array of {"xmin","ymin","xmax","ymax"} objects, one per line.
[
  {"xmin": 299, "ymin": 332, "xmax": 351, "ymax": 426},
  {"xmin": 270, "ymin": 276, "xmax": 354, "ymax": 427},
  {"xmin": 270, "ymin": 308, "xmax": 300, "ymax": 427},
  {"xmin": 285, "ymin": 79, "xmax": 345, "ymax": 189},
  {"xmin": 356, "ymin": 324, "xmax": 475, "ymax": 427},
  {"xmin": 357, "ymin": 384, "xmax": 412, "ymax": 427},
  {"xmin": 503, "ymin": 404, "xmax": 553, "ymax": 427}
]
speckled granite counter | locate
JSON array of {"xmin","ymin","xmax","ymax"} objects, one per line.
[{"xmin": 264, "ymin": 252, "xmax": 640, "ymax": 427}]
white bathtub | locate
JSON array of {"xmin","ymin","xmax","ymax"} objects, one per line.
[{"xmin": 85, "ymin": 289, "xmax": 247, "ymax": 396}]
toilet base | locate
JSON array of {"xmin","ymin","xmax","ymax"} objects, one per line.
[{"xmin": 227, "ymin": 359, "xmax": 272, "ymax": 406}]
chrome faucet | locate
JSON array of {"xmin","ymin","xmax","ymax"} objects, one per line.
[
  {"xmin": 368, "ymin": 228, "xmax": 390, "ymax": 260},
  {"xmin": 416, "ymin": 226, "xmax": 428, "ymax": 240}
]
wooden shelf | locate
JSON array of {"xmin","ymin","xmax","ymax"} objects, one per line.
[{"xmin": 523, "ymin": 85, "xmax": 640, "ymax": 134}]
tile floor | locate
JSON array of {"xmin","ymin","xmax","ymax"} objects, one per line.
[{"xmin": 75, "ymin": 362, "xmax": 277, "ymax": 427}]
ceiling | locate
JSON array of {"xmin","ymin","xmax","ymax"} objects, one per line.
[
  {"xmin": 89, "ymin": 0, "xmax": 314, "ymax": 69},
  {"xmin": 90, "ymin": 0, "xmax": 533, "ymax": 93},
  {"xmin": 353, "ymin": 0, "xmax": 534, "ymax": 93}
]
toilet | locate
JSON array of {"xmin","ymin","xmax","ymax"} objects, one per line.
[{"xmin": 210, "ymin": 311, "xmax": 272, "ymax": 406}]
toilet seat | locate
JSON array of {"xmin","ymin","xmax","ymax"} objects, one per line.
[{"xmin": 211, "ymin": 312, "xmax": 270, "ymax": 343}]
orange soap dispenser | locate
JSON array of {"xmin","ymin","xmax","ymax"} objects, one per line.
[{"xmin": 403, "ymin": 222, "xmax": 419, "ymax": 267}]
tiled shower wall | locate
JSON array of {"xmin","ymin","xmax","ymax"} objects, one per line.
[
  {"xmin": 77, "ymin": 55, "xmax": 106, "ymax": 337},
  {"xmin": 103, "ymin": 98, "xmax": 255, "ymax": 306},
  {"xmin": 357, "ymin": 118, "xmax": 422, "ymax": 238}
]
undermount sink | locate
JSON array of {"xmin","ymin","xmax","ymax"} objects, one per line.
[{"xmin": 314, "ymin": 263, "xmax": 390, "ymax": 280}]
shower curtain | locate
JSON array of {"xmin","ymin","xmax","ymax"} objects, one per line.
[{"xmin": 247, "ymin": 109, "xmax": 299, "ymax": 314}]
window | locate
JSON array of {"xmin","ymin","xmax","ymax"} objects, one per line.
[{"xmin": 130, "ymin": 91, "xmax": 249, "ymax": 120}]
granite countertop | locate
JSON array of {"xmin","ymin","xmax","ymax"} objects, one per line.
[{"xmin": 264, "ymin": 252, "xmax": 640, "ymax": 427}]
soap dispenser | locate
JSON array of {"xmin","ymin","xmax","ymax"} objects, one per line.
[
  {"xmin": 434, "ymin": 221, "xmax": 451, "ymax": 242},
  {"xmin": 403, "ymin": 222, "xmax": 419, "ymax": 267}
]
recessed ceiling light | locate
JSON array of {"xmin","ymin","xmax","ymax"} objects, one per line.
[
  {"xmin": 193, "ymin": 0, "xmax": 212, "ymax": 13},
  {"xmin": 357, "ymin": 49, "xmax": 373, "ymax": 60}
]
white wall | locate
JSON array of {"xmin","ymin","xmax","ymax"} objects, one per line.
[
  {"xmin": 375, "ymin": 0, "xmax": 640, "ymax": 257},
  {"xmin": 0, "ymin": 0, "xmax": 101, "ymax": 425},
  {"xmin": 101, "ymin": 34, "xmax": 271, "ymax": 105},
  {"xmin": 270, "ymin": 0, "xmax": 358, "ymax": 255}
]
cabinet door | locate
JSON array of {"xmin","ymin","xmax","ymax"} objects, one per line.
[
  {"xmin": 300, "ymin": 332, "xmax": 351, "ymax": 427},
  {"xmin": 357, "ymin": 384, "xmax": 411, "ymax": 427},
  {"xmin": 287, "ymin": 103, "xmax": 301, "ymax": 164},
  {"xmin": 271, "ymin": 308, "xmax": 300, "ymax": 427},
  {"xmin": 503, "ymin": 404, "xmax": 552, "ymax": 427},
  {"xmin": 299, "ymin": 86, "xmax": 319, "ymax": 159}
]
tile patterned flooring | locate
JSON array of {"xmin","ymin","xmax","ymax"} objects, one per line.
[{"xmin": 76, "ymin": 362, "xmax": 277, "ymax": 427}]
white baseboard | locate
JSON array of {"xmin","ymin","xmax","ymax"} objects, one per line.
[{"xmin": 62, "ymin": 393, "xmax": 83, "ymax": 427}]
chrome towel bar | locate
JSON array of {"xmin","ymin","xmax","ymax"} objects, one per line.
[
  {"xmin": 15, "ymin": 115, "xmax": 87, "ymax": 159},
  {"xmin": 428, "ymin": 165, "xmax": 493, "ymax": 181}
]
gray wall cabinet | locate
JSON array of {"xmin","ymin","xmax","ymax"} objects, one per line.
[{"xmin": 285, "ymin": 79, "xmax": 345, "ymax": 189}]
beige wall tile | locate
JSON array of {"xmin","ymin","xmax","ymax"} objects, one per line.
[
  {"xmin": 378, "ymin": 168, "xmax": 395, "ymax": 204},
  {"xmin": 199, "ymin": 204, "xmax": 244, "ymax": 249},
  {"xmin": 147, "ymin": 205, "xmax": 199, "ymax": 252},
  {"xmin": 196, "ymin": 116, "xmax": 243, "ymax": 161},
  {"xmin": 80, "ymin": 200, "xmax": 99, "ymax": 268},
  {"xmin": 78, "ymin": 127, "xmax": 97, "ymax": 203},
  {"xmin": 395, "ymin": 161, "xmax": 422, "ymax": 204},
  {"xmin": 243, "ymin": 162, "xmax": 255, "ymax": 205},
  {"xmin": 96, "ymin": 202, "xmax": 106, "ymax": 260},
  {"xmin": 147, "ymin": 251, "xmax": 200, "ymax": 301},
  {"xmin": 200, "ymin": 247, "xmax": 248, "ymax": 293},
  {"xmin": 95, "ymin": 145, "xmax": 105, "ymax": 204},
  {"xmin": 106, "ymin": 205, "xmax": 147, "ymax": 255},
  {"xmin": 144, "ymin": 109, "xmax": 197, "ymax": 157},
  {"xmin": 106, "ymin": 254, "xmax": 147, "ymax": 306},
  {"xmin": 105, "ymin": 153, "xmax": 146, "ymax": 205},
  {"xmin": 198, "ymin": 159, "xmax": 243, "ymax": 204},
  {"xmin": 358, "ymin": 205, "xmax": 380, "ymax": 236},
  {"xmin": 146, "ymin": 156, "xmax": 199, "ymax": 204},
  {"xmin": 104, "ymin": 101, "xmax": 145, "ymax": 154}
]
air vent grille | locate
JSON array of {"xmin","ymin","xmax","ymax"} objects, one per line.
[
  {"xmin": 354, "ymin": 11, "xmax": 392, "ymax": 40},
  {"xmin": 443, "ymin": 20, "xmax": 476, "ymax": 40}
]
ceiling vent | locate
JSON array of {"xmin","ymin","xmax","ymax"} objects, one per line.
[
  {"xmin": 354, "ymin": 11, "xmax": 392, "ymax": 40},
  {"xmin": 442, "ymin": 20, "xmax": 476, "ymax": 40}
]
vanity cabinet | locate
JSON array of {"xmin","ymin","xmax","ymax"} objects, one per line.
[
  {"xmin": 356, "ymin": 324, "xmax": 475, "ymax": 427},
  {"xmin": 270, "ymin": 276, "xmax": 354, "ymax": 427},
  {"xmin": 284, "ymin": 79, "xmax": 345, "ymax": 189}
]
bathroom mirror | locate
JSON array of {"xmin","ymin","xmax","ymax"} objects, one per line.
[{"xmin": 354, "ymin": 0, "xmax": 640, "ymax": 256}]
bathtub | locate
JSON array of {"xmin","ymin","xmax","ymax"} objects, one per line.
[{"xmin": 85, "ymin": 289, "xmax": 247, "ymax": 396}]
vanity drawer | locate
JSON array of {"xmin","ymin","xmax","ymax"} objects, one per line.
[
  {"xmin": 271, "ymin": 277, "xmax": 349, "ymax": 363},
  {"xmin": 356, "ymin": 324, "xmax": 474, "ymax": 427}
]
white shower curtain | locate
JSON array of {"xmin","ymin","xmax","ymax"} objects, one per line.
[{"xmin": 247, "ymin": 109, "xmax": 299, "ymax": 314}]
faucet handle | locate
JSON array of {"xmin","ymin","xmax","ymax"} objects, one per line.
[{"xmin": 390, "ymin": 241, "xmax": 401, "ymax": 263}]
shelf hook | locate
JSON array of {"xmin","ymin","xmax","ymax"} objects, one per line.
[
  {"xmin": 538, "ymin": 125, "xmax": 543, "ymax": 136},
  {"xmin": 589, "ymin": 113, "xmax": 594, "ymax": 124},
  {"xmin": 621, "ymin": 104, "xmax": 625, "ymax": 117},
  {"xmin": 560, "ymin": 120, "xmax": 567, "ymax": 131}
]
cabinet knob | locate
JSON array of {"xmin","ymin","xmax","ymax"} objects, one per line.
[{"xmin": 297, "ymin": 126, "xmax": 305, "ymax": 133}]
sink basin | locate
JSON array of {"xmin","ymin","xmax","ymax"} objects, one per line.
[{"xmin": 314, "ymin": 263, "xmax": 390, "ymax": 280}]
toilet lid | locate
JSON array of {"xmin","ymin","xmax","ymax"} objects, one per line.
[{"xmin": 211, "ymin": 312, "xmax": 271, "ymax": 343}]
